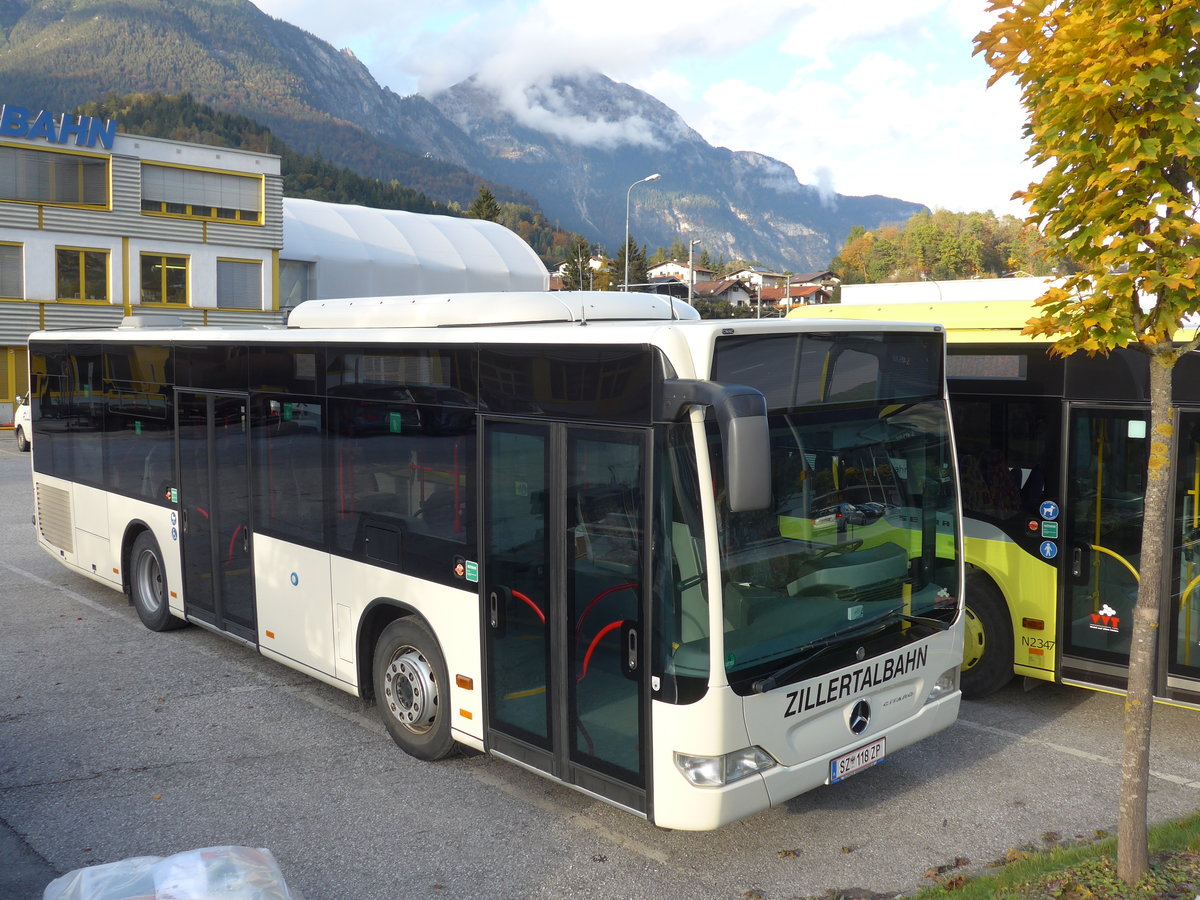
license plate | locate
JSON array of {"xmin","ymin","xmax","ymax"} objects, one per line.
[{"xmin": 830, "ymin": 737, "xmax": 885, "ymax": 783}]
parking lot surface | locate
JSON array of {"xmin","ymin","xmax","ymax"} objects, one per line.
[{"xmin": 3, "ymin": 444, "xmax": 1200, "ymax": 899}]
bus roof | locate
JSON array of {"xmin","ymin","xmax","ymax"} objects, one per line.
[
  {"xmin": 30, "ymin": 292, "xmax": 948, "ymax": 385},
  {"xmin": 285, "ymin": 290, "xmax": 701, "ymax": 328},
  {"xmin": 787, "ymin": 298, "xmax": 1052, "ymax": 344}
]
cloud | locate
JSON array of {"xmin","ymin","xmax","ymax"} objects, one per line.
[{"xmin": 246, "ymin": 0, "xmax": 1033, "ymax": 214}]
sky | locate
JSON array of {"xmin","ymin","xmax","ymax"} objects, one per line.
[{"xmin": 247, "ymin": 0, "xmax": 1034, "ymax": 218}]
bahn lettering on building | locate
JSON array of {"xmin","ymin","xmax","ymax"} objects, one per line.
[{"xmin": 0, "ymin": 104, "xmax": 117, "ymax": 150}]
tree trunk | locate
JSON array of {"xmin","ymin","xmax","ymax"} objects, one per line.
[{"xmin": 1117, "ymin": 349, "xmax": 1175, "ymax": 883}]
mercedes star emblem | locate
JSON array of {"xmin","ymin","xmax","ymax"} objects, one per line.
[{"xmin": 849, "ymin": 699, "xmax": 871, "ymax": 735}]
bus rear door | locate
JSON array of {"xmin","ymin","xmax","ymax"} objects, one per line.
[{"xmin": 176, "ymin": 390, "xmax": 256, "ymax": 642}]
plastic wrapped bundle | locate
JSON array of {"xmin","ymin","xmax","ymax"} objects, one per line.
[{"xmin": 43, "ymin": 846, "xmax": 295, "ymax": 900}]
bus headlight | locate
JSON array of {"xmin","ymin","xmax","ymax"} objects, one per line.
[
  {"xmin": 925, "ymin": 666, "xmax": 959, "ymax": 704},
  {"xmin": 674, "ymin": 747, "xmax": 777, "ymax": 787}
]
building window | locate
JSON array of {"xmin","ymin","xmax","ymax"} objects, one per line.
[
  {"xmin": 0, "ymin": 145, "xmax": 109, "ymax": 207},
  {"xmin": 140, "ymin": 254, "xmax": 189, "ymax": 305},
  {"xmin": 140, "ymin": 163, "xmax": 262, "ymax": 224},
  {"xmin": 0, "ymin": 243, "xmax": 23, "ymax": 299},
  {"xmin": 56, "ymin": 247, "xmax": 109, "ymax": 301},
  {"xmin": 217, "ymin": 259, "xmax": 262, "ymax": 309}
]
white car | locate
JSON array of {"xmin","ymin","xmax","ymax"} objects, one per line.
[{"xmin": 14, "ymin": 394, "xmax": 31, "ymax": 452}]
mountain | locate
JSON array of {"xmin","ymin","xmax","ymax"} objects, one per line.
[
  {"xmin": 0, "ymin": 0, "xmax": 926, "ymax": 270},
  {"xmin": 425, "ymin": 73, "xmax": 925, "ymax": 270},
  {"xmin": 0, "ymin": 0, "xmax": 533, "ymax": 208}
]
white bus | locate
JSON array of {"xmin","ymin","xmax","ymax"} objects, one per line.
[{"xmin": 26, "ymin": 291, "xmax": 963, "ymax": 829}]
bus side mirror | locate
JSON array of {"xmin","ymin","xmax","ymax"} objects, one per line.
[{"xmin": 661, "ymin": 379, "xmax": 772, "ymax": 512}]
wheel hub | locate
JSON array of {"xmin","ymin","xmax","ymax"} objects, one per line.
[
  {"xmin": 384, "ymin": 648, "xmax": 437, "ymax": 733},
  {"xmin": 962, "ymin": 606, "xmax": 985, "ymax": 670},
  {"xmin": 136, "ymin": 550, "xmax": 163, "ymax": 613}
]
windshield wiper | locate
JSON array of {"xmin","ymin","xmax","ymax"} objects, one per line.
[
  {"xmin": 894, "ymin": 610, "xmax": 952, "ymax": 632},
  {"xmin": 750, "ymin": 607, "xmax": 949, "ymax": 694}
]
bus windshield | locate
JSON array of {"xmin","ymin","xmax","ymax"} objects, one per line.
[{"xmin": 662, "ymin": 330, "xmax": 960, "ymax": 695}]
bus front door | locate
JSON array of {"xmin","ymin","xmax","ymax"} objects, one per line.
[
  {"xmin": 482, "ymin": 420, "xmax": 648, "ymax": 814},
  {"xmin": 176, "ymin": 390, "xmax": 256, "ymax": 643}
]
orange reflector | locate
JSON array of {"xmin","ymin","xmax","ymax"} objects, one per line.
[
  {"xmin": 456, "ymin": 675, "xmax": 474, "ymax": 690},
  {"xmin": 459, "ymin": 709, "xmax": 473, "ymax": 720},
  {"xmin": 113, "ymin": 568, "xmax": 120, "ymax": 575},
  {"xmin": 1022, "ymin": 618, "xmax": 1045, "ymax": 630},
  {"xmin": 265, "ymin": 630, "xmax": 275, "ymax": 640},
  {"xmin": 169, "ymin": 591, "xmax": 177, "ymax": 599},
  {"xmin": 1029, "ymin": 647, "xmax": 1044, "ymax": 656}
]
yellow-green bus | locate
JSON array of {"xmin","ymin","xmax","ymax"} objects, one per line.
[{"xmin": 791, "ymin": 295, "xmax": 1200, "ymax": 707}]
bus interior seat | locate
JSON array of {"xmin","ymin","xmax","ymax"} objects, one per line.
[{"xmin": 419, "ymin": 486, "xmax": 460, "ymax": 535}]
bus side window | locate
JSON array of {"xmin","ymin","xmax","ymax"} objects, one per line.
[{"xmin": 252, "ymin": 398, "xmax": 325, "ymax": 546}]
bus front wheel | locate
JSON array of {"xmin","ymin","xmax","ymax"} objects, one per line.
[
  {"xmin": 373, "ymin": 617, "xmax": 456, "ymax": 761},
  {"xmin": 129, "ymin": 532, "xmax": 185, "ymax": 632},
  {"xmin": 960, "ymin": 574, "xmax": 1014, "ymax": 699}
]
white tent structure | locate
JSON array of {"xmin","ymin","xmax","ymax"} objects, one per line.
[{"xmin": 281, "ymin": 198, "xmax": 550, "ymax": 302}]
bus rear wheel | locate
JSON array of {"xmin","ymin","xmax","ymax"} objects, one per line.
[
  {"xmin": 15, "ymin": 426, "xmax": 29, "ymax": 452},
  {"xmin": 130, "ymin": 531, "xmax": 185, "ymax": 632},
  {"xmin": 373, "ymin": 617, "xmax": 455, "ymax": 761},
  {"xmin": 960, "ymin": 573, "xmax": 1014, "ymax": 699}
]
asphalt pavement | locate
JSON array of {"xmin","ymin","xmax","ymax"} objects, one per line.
[{"xmin": 4, "ymin": 439, "xmax": 1200, "ymax": 900}]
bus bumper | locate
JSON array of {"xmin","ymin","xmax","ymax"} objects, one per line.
[{"xmin": 649, "ymin": 691, "xmax": 960, "ymax": 831}]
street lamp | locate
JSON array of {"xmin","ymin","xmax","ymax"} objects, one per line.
[
  {"xmin": 623, "ymin": 173, "xmax": 661, "ymax": 290},
  {"xmin": 687, "ymin": 238, "xmax": 700, "ymax": 304}
]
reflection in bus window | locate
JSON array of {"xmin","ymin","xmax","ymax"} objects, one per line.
[{"xmin": 951, "ymin": 397, "xmax": 1060, "ymax": 522}]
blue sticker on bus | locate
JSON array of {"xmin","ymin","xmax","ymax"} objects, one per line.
[
  {"xmin": 1040, "ymin": 501, "xmax": 1060, "ymax": 521},
  {"xmin": 1039, "ymin": 541, "xmax": 1058, "ymax": 560}
]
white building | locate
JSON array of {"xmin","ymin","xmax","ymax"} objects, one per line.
[
  {"xmin": 0, "ymin": 101, "xmax": 548, "ymax": 425},
  {"xmin": 646, "ymin": 260, "xmax": 714, "ymax": 283}
]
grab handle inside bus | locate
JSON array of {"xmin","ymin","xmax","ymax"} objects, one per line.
[{"xmin": 661, "ymin": 379, "xmax": 771, "ymax": 512}]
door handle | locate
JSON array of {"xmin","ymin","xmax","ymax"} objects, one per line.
[
  {"xmin": 624, "ymin": 622, "xmax": 639, "ymax": 674},
  {"xmin": 488, "ymin": 586, "xmax": 510, "ymax": 633},
  {"xmin": 1072, "ymin": 546, "xmax": 1082, "ymax": 578}
]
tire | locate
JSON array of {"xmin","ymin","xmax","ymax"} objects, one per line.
[
  {"xmin": 960, "ymin": 572, "xmax": 1014, "ymax": 699},
  {"xmin": 15, "ymin": 426, "xmax": 29, "ymax": 452},
  {"xmin": 129, "ymin": 531, "xmax": 185, "ymax": 632},
  {"xmin": 373, "ymin": 617, "xmax": 456, "ymax": 761}
]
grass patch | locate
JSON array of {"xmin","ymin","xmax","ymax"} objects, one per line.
[{"xmin": 906, "ymin": 810, "xmax": 1200, "ymax": 899}]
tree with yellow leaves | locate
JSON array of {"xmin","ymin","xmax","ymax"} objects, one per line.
[{"xmin": 975, "ymin": 0, "xmax": 1200, "ymax": 882}]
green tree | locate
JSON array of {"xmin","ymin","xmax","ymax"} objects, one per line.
[
  {"xmin": 562, "ymin": 237, "xmax": 594, "ymax": 291},
  {"xmin": 977, "ymin": 0, "xmax": 1200, "ymax": 882},
  {"xmin": 830, "ymin": 209, "xmax": 1073, "ymax": 284},
  {"xmin": 614, "ymin": 236, "xmax": 649, "ymax": 290},
  {"xmin": 466, "ymin": 186, "xmax": 501, "ymax": 222}
]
